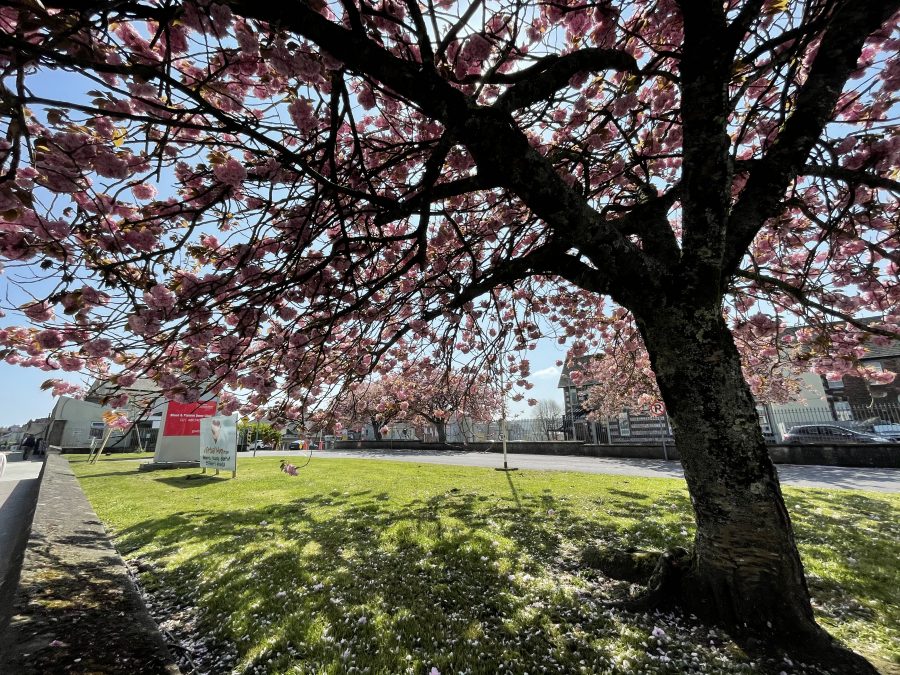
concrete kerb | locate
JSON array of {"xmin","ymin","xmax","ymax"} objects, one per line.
[{"xmin": 0, "ymin": 451, "xmax": 181, "ymax": 675}]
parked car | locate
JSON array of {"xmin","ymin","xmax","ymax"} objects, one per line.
[
  {"xmin": 872, "ymin": 424, "xmax": 900, "ymax": 442},
  {"xmin": 287, "ymin": 440, "xmax": 303, "ymax": 450},
  {"xmin": 251, "ymin": 439, "xmax": 273, "ymax": 450},
  {"xmin": 782, "ymin": 424, "xmax": 892, "ymax": 444}
]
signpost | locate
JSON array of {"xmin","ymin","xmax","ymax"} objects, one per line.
[
  {"xmin": 199, "ymin": 415, "xmax": 237, "ymax": 478},
  {"xmin": 649, "ymin": 402, "xmax": 669, "ymax": 460},
  {"xmin": 88, "ymin": 427, "xmax": 113, "ymax": 464}
]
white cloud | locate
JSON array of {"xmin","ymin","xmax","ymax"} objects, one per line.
[{"xmin": 531, "ymin": 366, "xmax": 560, "ymax": 379}]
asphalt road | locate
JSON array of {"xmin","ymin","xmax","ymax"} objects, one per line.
[{"xmin": 251, "ymin": 448, "xmax": 900, "ymax": 493}]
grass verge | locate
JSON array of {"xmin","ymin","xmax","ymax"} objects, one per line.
[{"xmin": 70, "ymin": 455, "xmax": 899, "ymax": 674}]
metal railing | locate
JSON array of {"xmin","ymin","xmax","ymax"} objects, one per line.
[
  {"xmin": 447, "ymin": 418, "xmax": 567, "ymax": 442},
  {"xmin": 564, "ymin": 402, "xmax": 900, "ymax": 446},
  {"xmin": 763, "ymin": 403, "xmax": 900, "ymax": 441}
]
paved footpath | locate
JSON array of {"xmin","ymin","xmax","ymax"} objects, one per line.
[
  {"xmin": 0, "ymin": 452, "xmax": 179, "ymax": 675},
  {"xmin": 253, "ymin": 448, "xmax": 900, "ymax": 493},
  {"xmin": 0, "ymin": 450, "xmax": 44, "ymax": 633}
]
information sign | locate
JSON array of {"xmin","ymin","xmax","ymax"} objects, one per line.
[
  {"xmin": 163, "ymin": 400, "xmax": 217, "ymax": 436},
  {"xmin": 199, "ymin": 415, "xmax": 237, "ymax": 475}
]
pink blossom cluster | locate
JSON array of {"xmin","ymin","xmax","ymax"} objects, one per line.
[{"xmin": 0, "ymin": 0, "xmax": 893, "ymax": 432}]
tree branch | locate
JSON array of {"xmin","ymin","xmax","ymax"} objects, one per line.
[
  {"xmin": 799, "ymin": 164, "xmax": 900, "ymax": 192},
  {"xmin": 737, "ymin": 269, "xmax": 900, "ymax": 340},
  {"xmin": 724, "ymin": 0, "xmax": 900, "ymax": 274},
  {"xmin": 223, "ymin": 0, "xmax": 659, "ymax": 309},
  {"xmin": 734, "ymin": 159, "xmax": 900, "ymax": 192},
  {"xmin": 495, "ymin": 49, "xmax": 639, "ymax": 111},
  {"xmin": 673, "ymin": 1, "xmax": 734, "ymax": 298}
]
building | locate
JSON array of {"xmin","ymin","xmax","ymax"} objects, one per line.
[
  {"xmin": 0, "ymin": 419, "xmax": 49, "ymax": 449},
  {"xmin": 46, "ymin": 377, "xmax": 166, "ymax": 452},
  {"xmin": 0, "ymin": 425, "xmax": 24, "ymax": 448},
  {"xmin": 822, "ymin": 339, "xmax": 900, "ymax": 410},
  {"xmin": 558, "ymin": 355, "xmax": 673, "ymax": 444},
  {"xmin": 557, "ymin": 336, "xmax": 900, "ymax": 444}
]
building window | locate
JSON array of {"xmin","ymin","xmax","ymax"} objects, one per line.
[
  {"xmin": 824, "ymin": 374, "xmax": 844, "ymax": 390},
  {"xmin": 834, "ymin": 400, "xmax": 853, "ymax": 421}
]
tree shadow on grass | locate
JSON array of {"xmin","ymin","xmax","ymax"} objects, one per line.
[
  {"xmin": 783, "ymin": 490, "xmax": 900, "ymax": 665},
  {"xmin": 109, "ymin": 481, "xmax": 897, "ymax": 674},
  {"xmin": 73, "ymin": 469, "xmax": 146, "ymax": 480},
  {"xmin": 152, "ymin": 474, "xmax": 227, "ymax": 488},
  {"xmin": 110, "ymin": 485, "xmax": 703, "ymax": 673}
]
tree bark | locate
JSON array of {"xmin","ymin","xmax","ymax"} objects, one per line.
[
  {"xmin": 435, "ymin": 421, "xmax": 447, "ymax": 444},
  {"xmin": 635, "ymin": 305, "xmax": 875, "ymax": 672},
  {"xmin": 370, "ymin": 417, "xmax": 382, "ymax": 441}
]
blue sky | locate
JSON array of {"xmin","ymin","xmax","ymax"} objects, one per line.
[{"xmin": 0, "ymin": 365, "xmax": 77, "ymax": 426}]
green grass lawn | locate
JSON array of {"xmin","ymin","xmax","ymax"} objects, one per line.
[{"xmin": 70, "ymin": 455, "xmax": 900, "ymax": 674}]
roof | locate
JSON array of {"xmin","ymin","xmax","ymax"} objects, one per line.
[
  {"xmin": 85, "ymin": 377, "xmax": 161, "ymax": 403},
  {"xmin": 860, "ymin": 340, "xmax": 900, "ymax": 361},
  {"xmin": 557, "ymin": 353, "xmax": 600, "ymax": 389}
]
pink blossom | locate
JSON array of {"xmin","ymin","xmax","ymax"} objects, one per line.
[
  {"xmin": 213, "ymin": 157, "xmax": 246, "ymax": 187},
  {"xmin": 288, "ymin": 98, "xmax": 317, "ymax": 134},
  {"xmin": 46, "ymin": 380, "xmax": 85, "ymax": 397},
  {"xmin": 144, "ymin": 284, "xmax": 176, "ymax": 309},
  {"xmin": 357, "ymin": 85, "xmax": 377, "ymax": 110},
  {"xmin": 131, "ymin": 183, "xmax": 157, "ymax": 200},
  {"xmin": 36, "ymin": 329, "xmax": 64, "ymax": 349},
  {"xmin": 115, "ymin": 372, "xmax": 138, "ymax": 387},
  {"xmin": 22, "ymin": 301, "xmax": 54, "ymax": 322},
  {"xmin": 103, "ymin": 409, "xmax": 131, "ymax": 429}
]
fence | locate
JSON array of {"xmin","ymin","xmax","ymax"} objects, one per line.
[
  {"xmin": 562, "ymin": 402, "xmax": 900, "ymax": 446},
  {"xmin": 446, "ymin": 418, "xmax": 566, "ymax": 443},
  {"xmin": 763, "ymin": 402, "xmax": 900, "ymax": 441},
  {"xmin": 455, "ymin": 415, "xmax": 669, "ymax": 445}
]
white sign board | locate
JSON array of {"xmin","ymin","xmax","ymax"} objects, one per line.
[
  {"xmin": 199, "ymin": 416, "xmax": 237, "ymax": 474},
  {"xmin": 617, "ymin": 412, "xmax": 631, "ymax": 437}
]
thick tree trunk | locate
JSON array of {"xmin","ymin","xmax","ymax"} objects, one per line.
[
  {"xmin": 435, "ymin": 421, "xmax": 447, "ymax": 444},
  {"xmin": 635, "ymin": 306, "xmax": 875, "ymax": 672},
  {"xmin": 370, "ymin": 417, "xmax": 382, "ymax": 441}
]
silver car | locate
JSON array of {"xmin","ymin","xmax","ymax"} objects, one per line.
[{"xmin": 782, "ymin": 424, "xmax": 891, "ymax": 444}]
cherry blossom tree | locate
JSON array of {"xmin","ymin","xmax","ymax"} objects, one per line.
[
  {"xmin": 0, "ymin": 1, "xmax": 898, "ymax": 670},
  {"xmin": 403, "ymin": 369, "xmax": 500, "ymax": 443},
  {"xmin": 333, "ymin": 370, "xmax": 499, "ymax": 442},
  {"xmin": 331, "ymin": 375, "xmax": 409, "ymax": 440}
]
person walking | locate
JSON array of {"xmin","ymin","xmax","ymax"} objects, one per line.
[{"xmin": 20, "ymin": 434, "xmax": 36, "ymax": 460}]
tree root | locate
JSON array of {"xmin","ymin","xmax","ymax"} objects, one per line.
[
  {"xmin": 582, "ymin": 545, "xmax": 879, "ymax": 675},
  {"xmin": 579, "ymin": 545, "xmax": 662, "ymax": 584}
]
